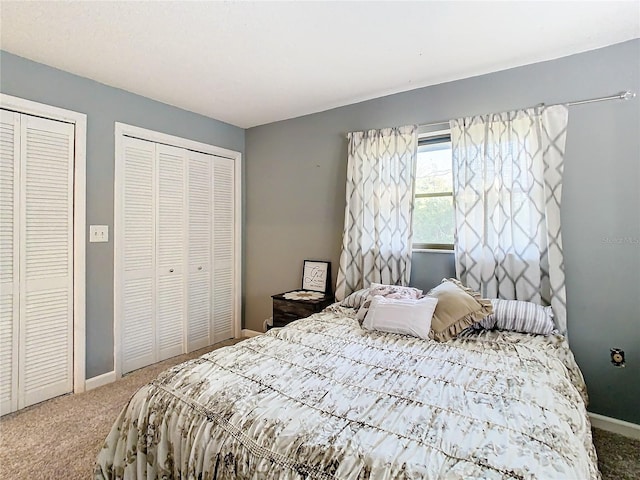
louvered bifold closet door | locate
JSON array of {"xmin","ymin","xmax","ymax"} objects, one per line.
[
  {"xmin": 186, "ymin": 151, "xmax": 212, "ymax": 351},
  {"xmin": 121, "ymin": 137, "xmax": 156, "ymax": 374},
  {"xmin": 117, "ymin": 131, "xmax": 238, "ymax": 374},
  {"xmin": 156, "ymin": 144, "xmax": 186, "ymax": 360},
  {"xmin": 212, "ymin": 157, "xmax": 235, "ymax": 343},
  {"xmin": 0, "ymin": 110, "xmax": 20, "ymax": 415},
  {"xmin": 19, "ymin": 114, "xmax": 74, "ymax": 409}
]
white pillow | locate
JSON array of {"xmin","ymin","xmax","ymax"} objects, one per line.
[
  {"xmin": 362, "ymin": 295, "xmax": 438, "ymax": 340},
  {"xmin": 356, "ymin": 283, "xmax": 423, "ymax": 323}
]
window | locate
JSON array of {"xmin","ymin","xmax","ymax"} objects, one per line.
[{"xmin": 412, "ymin": 132, "xmax": 454, "ymax": 250}]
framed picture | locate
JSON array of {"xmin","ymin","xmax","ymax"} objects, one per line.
[{"xmin": 302, "ymin": 260, "xmax": 331, "ymax": 294}]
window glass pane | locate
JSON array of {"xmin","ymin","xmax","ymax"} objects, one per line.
[
  {"xmin": 415, "ymin": 141, "xmax": 452, "ymax": 195},
  {"xmin": 413, "ymin": 197, "xmax": 455, "ymax": 246}
]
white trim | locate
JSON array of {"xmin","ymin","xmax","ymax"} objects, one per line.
[
  {"xmin": 234, "ymin": 143, "xmax": 242, "ymax": 339},
  {"xmin": 115, "ymin": 123, "xmax": 239, "ymax": 160},
  {"xmin": 84, "ymin": 371, "xmax": 116, "ymax": 391},
  {"xmin": 412, "ymin": 248, "xmax": 455, "ymax": 254},
  {"xmin": 114, "ymin": 122, "xmax": 242, "ymax": 378},
  {"xmin": 113, "ymin": 127, "xmax": 124, "ymax": 381},
  {"xmin": 73, "ymin": 108, "xmax": 87, "ymax": 395},
  {"xmin": 0, "ymin": 93, "xmax": 87, "ymax": 396},
  {"xmin": 241, "ymin": 329, "xmax": 262, "ymax": 338},
  {"xmin": 417, "ymin": 127, "xmax": 451, "ymax": 138},
  {"xmin": 589, "ymin": 412, "xmax": 640, "ymax": 440}
]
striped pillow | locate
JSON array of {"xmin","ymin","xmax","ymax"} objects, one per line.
[
  {"xmin": 340, "ymin": 288, "xmax": 370, "ymax": 309},
  {"xmin": 478, "ymin": 299, "xmax": 555, "ymax": 335}
]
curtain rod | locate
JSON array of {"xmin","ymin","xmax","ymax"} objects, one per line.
[
  {"xmin": 564, "ymin": 90, "xmax": 635, "ymax": 106},
  {"xmin": 418, "ymin": 90, "xmax": 636, "ymax": 129}
]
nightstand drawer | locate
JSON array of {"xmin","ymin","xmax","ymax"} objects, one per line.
[
  {"xmin": 272, "ymin": 311, "xmax": 301, "ymax": 327},
  {"xmin": 271, "ymin": 291, "xmax": 334, "ymax": 329},
  {"xmin": 273, "ymin": 298, "xmax": 316, "ymax": 318}
]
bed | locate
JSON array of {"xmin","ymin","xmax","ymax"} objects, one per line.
[{"xmin": 94, "ymin": 300, "xmax": 599, "ymax": 479}]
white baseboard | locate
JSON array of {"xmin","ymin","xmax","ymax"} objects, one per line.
[
  {"xmin": 589, "ymin": 412, "xmax": 640, "ymax": 440},
  {"xmin": 241, "ymin": 329, "xmax": 262, "ymax": 338},
  {"xmin": 85, "ymin": 371, "xmax": 116, "ymax": 391}
]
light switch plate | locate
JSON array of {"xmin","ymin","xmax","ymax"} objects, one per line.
[{"xmin": 90, "ymin": 225, "xmax": 109, "ymax": 243}]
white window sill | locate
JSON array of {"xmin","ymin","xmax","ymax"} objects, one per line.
[{"xmin": 412, "ymin": 248, "xmax": 455, "ymax": 254}]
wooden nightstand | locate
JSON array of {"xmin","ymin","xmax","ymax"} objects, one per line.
[{"xmin": 271, "ymin": 291, "xmax": 334, "ymax": 328}]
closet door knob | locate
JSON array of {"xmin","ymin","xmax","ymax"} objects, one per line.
[
  {"xmin": 169, "ymin": 268, "xmax": 174, "ymax": 273},
  {"xmin": 198, "ymin": 266, "xmax": 203, "ymax": 271}
]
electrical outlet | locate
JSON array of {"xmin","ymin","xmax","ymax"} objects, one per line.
[
  {"xmin": 89, "ymin": 225, "xmax": 109, "ymax": 243},
  {"xmin": 610, "ymin": 348, "xmax": 625, "ymax": 367}
]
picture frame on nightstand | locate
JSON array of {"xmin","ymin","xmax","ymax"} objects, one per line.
[{"xmin": 302, "ymin": 260, "xmax": 331, "ymax": 294}]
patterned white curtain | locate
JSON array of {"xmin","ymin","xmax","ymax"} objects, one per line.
[
  {"xmin": 450, "ymin": 106, "xmax": 569, "ymax": 333},
  {"xmin": 335, "ymin": 126, "xmax": 418, "ymax": 301}
]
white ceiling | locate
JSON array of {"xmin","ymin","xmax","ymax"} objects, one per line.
[{"xmin": 1, "ymin": 1, "xmax": 639, "ymax": 128}]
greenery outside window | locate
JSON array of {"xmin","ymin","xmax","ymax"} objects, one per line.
[{"xmin": 412, "ymin": 132, "xmax": 454, "ymax": 250}]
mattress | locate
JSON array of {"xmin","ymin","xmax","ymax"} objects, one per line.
[{"xmin": 95, "ymin": 304, "xmax": 599, "ymax": 479}]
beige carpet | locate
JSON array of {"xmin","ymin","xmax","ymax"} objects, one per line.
[
  {"xmin": 0, "ymin": 338, "xmax": 243, "ymax": 480},
  {"xmin": 1, "ymin": 337, "xmax": 638, "ymax": 479},
  {"xmin": 592, "ymin": 427, "xmax": 640, "ymax": 480}
]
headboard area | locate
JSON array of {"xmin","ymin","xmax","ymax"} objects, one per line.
[{"xmin": 409, "ymin": 250, "xmax": 456, "ymax": 293}]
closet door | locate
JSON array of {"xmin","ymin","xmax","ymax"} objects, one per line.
[
  {"xmin": 117, "ymin": 126, "xmax": 239, "ymax": 375},
  {"xmin": 121, "ymin": 137, "xmax": 156, "ymax": 374},
  {"xmin": 212, "ymin": 157, "xmax": 235, "ymax": 343},
  {"xmin": 0, "ymin": 110, "xmax": 19, "ymax": 415},
  {"xmin": 19, "ymin": 114, "xmax": 74, "ymax": 408},
  {"xmin": 0, "ymin": 110, "xmax": 75, "ymax": 414},
  {"xmin": 156, "ymin": 144, "xmax": 186, "ymax": 360},
  {"xmin": 186, "ymin": 151, "xmax": 212, "ymax": 351}
]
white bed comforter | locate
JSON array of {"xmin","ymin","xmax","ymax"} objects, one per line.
[{"xmin": 95, "ymin": 305, "xmax": 599, "ymax": 479}]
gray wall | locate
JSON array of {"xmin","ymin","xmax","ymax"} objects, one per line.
[
  {"xmin": 0, "ymin": 51, "xmax": 245, "ymax": 379},
  {"xmin": 409, "ymin": 251, "xmax": 455, "ymax": 292},
  {"xmin": 245, "ymin": 40, "xmax": 640, "ymax": 424}
]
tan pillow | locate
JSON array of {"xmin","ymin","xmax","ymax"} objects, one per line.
[{"xmin": 427, "ymin": 278, "xmax": 493, "ymax": 342}]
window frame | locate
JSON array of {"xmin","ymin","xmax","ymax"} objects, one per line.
[{"xmin": 412, "ymin": 129, "xmax": 454, "ymax": 251}]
